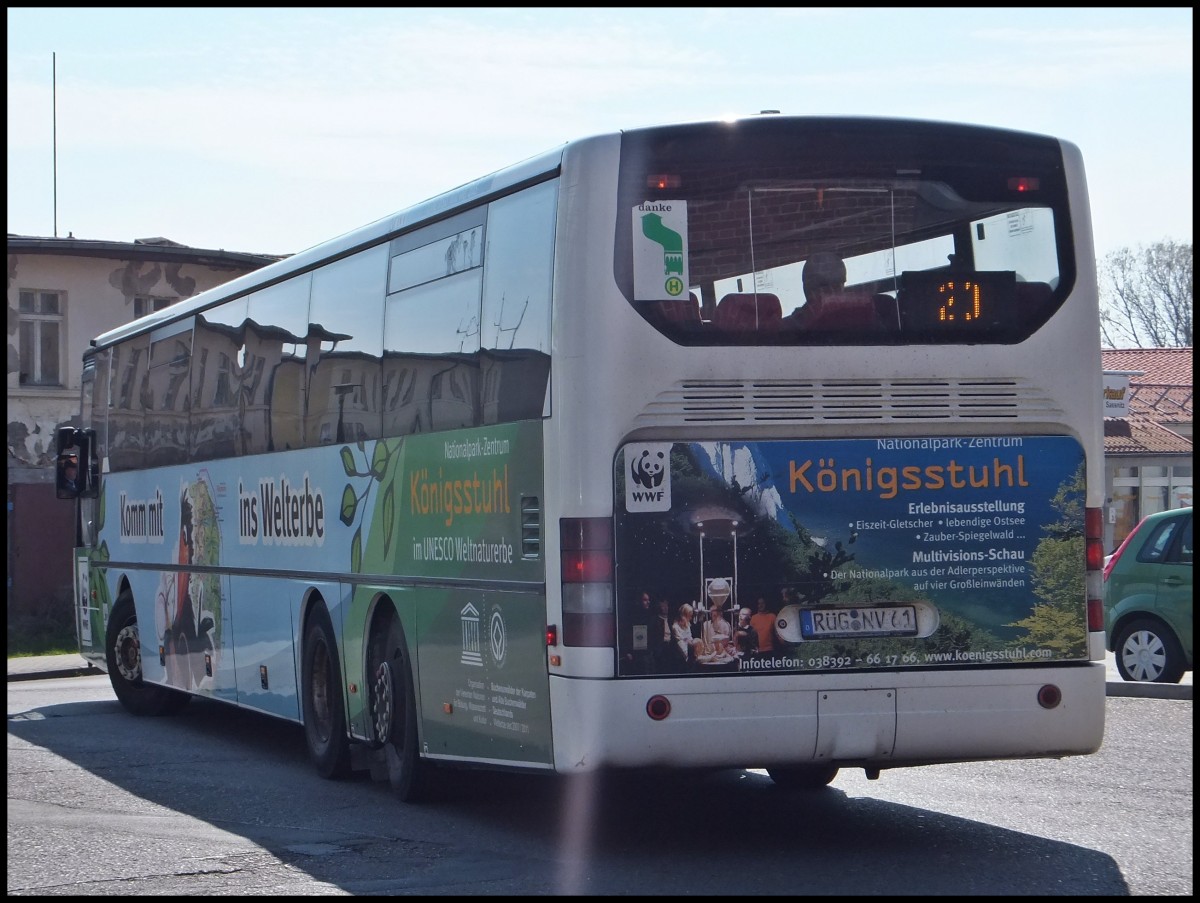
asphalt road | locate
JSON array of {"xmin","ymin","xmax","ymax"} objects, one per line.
[
  {"xmin": 7, "ymin": 672, "xmax": 1192, "ymax": 895},
  {"xmin": 8, "ymin": 652, "xmax": 1191, "ymax": 698}
]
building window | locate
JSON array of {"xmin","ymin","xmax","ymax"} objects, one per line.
[
  {"xmin": 134, "ymin": 295, "xmax": 176, "ymax": 319},
  {"xmin": 1108, "ymin": 462, "xmax": 1193, "ymax": 551},
  {"xmin": 18, "ymin": 289, "xmax": 63, "ymax": 386},
  {"xmin": 1170, "ymin": 465, "xmax": 1192, "ymax": 509}
]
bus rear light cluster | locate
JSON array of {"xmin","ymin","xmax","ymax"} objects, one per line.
[
  {"xmin": 1084, "ymin": 507, "xmax": 1105, "ymax": 572},
  {"xmin": 545, "ymin": 625, "xmax": 563, "ymax": 665},
  {"xmin": 1085, "ymin": 507, "xmax": 1105, "ymax": 631},
  {"xmin": 560, "ymin": 517, "xmax": 615, "ymax": 647}
]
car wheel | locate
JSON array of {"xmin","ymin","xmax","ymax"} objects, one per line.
[
  {"xmin": 1114, "ymin": 618, "xmax": 1186, "ymax": 684},
  {"xmin": 766, "ymin": 764, "xmax": 839, "ymax": 790}
]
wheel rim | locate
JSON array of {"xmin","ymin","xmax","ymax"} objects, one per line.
[
  {"xmin": 372, "ymin": 660, "xmax": 395, "ymax": 743},
  {"xmin": 309, "ymin": 640, "xmax": 335, "ymax": 741},
  {"xmin": 1121, "ymin": 630, "xmax": 1166, "ymax": 681},
  {"xmin": 114, "ymin": 623, "xmax": 142, "ymax": 682}
]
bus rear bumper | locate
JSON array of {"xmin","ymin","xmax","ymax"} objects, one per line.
[{"xmin": 548, "ymin": 663, "xmax": 1106, "ymax": 774}]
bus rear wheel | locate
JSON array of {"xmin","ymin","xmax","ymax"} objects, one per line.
[
  {"xmin": 105, "ymin": 590, "xmax": 190, "ymax": 716},
  {"xmin": 301, "ymin": 606, "xmax": 352, "ymax": 779},
  {"xmin": 766, "ymin": 764, "xmax": 839, "ymax": 790},
  {"xmin": 369, "ymin": 614, "xmax": 435, "ymax": 802}
]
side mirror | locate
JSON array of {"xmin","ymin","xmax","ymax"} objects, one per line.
[
  {"xmin": 55, "ymin": 427, "xmax": 99, "ymax": 500},
  {"xmin": 55, "ymin": 427, "xmax": 81, "ymax": 500}
]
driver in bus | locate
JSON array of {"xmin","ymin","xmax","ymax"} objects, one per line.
[
  {"xmin": 785, "ymin": 251, "xmax": 884, "ymax": 331},
  {"xmin": 60, "ymin": 456, "xmax": 80, "ymax": 493}
]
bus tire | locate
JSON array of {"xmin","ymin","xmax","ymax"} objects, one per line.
[
  {"xmin": 105, "ymin": 590, "xmax": 190, "ymax": 716},
  {"xmin": 301, "ymin": 606, "xmax": 352, "ymax": 779},
  {"xmin": 1114, "ymin": 617, "xmax": 1186, "ymax": 684},
  {"xmin": 370, "ymin": 614, "xmax": 435, "ymax": 803},
  {"xmin": 766, "ymin": 764, "xmax": 839, "ymax": 790}
]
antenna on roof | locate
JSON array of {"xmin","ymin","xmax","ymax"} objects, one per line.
[{"xmin": 52, "ymin": 52, "xmax": 58, "ymax": 238}]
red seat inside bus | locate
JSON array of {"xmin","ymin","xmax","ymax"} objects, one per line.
[
  {"xmin": 799, "ymin": 291, "xmax": 884, "ymax": 331},
  {"xmin": 648, "ymin": 292, "xmax": 703, "ymax": 329},
  {"xmin": 714, "ymin": 292, "xmax": 782, "ymax": 331}
]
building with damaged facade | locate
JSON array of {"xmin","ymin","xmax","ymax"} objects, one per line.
[{"xmin": 7, "ymin": 234, "xmax": 282, "ymax": 637}]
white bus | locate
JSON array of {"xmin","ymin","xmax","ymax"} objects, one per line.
[{"xmin": 60, "ymin": 114, "xmax": 1107, "ymax": 800}]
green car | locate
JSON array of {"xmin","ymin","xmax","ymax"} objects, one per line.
[{"xmin": 1104, "ymin": 506, "xmax": 1193, "ymax": 683}]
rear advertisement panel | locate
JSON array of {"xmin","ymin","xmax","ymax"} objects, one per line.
[{"xmin": 615, "ymin": 435, "xmax": 1088, "ymax": 677}]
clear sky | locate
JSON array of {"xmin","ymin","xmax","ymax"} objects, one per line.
[{"xmin": 7, "ymin": 7, "xmax": 1193, "ymax": 261}]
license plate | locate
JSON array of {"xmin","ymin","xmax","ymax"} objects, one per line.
[{"xmin": 799, "ymin": 606, "xmax": 918, "ymax": 639}]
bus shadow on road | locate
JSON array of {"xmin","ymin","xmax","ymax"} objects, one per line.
[{"xmin": 8, "ymin": 695, "xmax": 1129, "ymax": 895}]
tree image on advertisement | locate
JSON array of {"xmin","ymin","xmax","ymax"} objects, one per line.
[
  {"xmin": 1004, "ymin": 464, "xmax": 1088, "ymax": 657},
  {"xmin": 783, "ymin": 510, "xmax": 855, "ymax": 602},
  {"xmin": 337, "ymin": 439, "xmax": 396, "ymax": 573}
]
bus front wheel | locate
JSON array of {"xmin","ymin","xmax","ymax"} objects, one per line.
[
  {"xmin": 301, "ymin": 606, "xmax": 352, "ymax": 779},
  {"xmin": 105, "ymin": 590, "xmax": 190, "ymax": 716},
  {"xmin": 369, "ymin": 614, "xmax": 435, "ymax": 802},
  {"xmin": 766, "ymin": 764, "xmax": 839, "ymax": 790}
]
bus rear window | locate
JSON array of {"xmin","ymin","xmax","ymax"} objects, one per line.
[{"xmin": 615, "ymin": 118, "xmax": 1074, "ymax": 345}]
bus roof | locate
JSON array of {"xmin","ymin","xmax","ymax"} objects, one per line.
[
  {"xmin": 90, "ymin": 142, "xmax": 567, "ymax": 350},
  {"xmin": 90, "ymin": 113, "xmax": 1068, "ymax": 352}
]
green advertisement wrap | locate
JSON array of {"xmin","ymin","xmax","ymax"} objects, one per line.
[
  {"xmin": 344, "ymin": 422, "xmax": 552, "ymax": 765},
  {"xmin": 615, "ymin": 435, "xmax": 1089, "ymax": 677},
  {"xmin": 78, "ymin": 421, "xmax": 551, "ymax": 764}
]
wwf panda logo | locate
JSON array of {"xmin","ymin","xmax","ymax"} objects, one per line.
[
  {"xmin": 625, "ymin": 443, "xmax": 672, "ymax": 512},
  {"xmin": 631, "ymin": 449, "xmax": 666, "ymax": 488}
]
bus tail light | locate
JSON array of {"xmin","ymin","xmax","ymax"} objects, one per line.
[
  {"xmin": 1007, "ymin": 176, "xmax": 1041, "ymax": 192},
  {"xmin": 1085, "ymin": 506, "xmax": 1105, "ymax": 631},
  {"xmin": 1085, "ymin": 507, "xmax": 1105, "ymax": 572},
  {"xmin": 560, "ymin": 517, "xmax": 615, "ymax": 647},
  {"xmin": 647, "ymin": 173, "xmax": 682, "ymax": 190}
]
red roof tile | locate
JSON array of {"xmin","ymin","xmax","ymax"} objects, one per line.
[
  {"xmin": 1104, "ymin": 419, "xmax": 1192, "ymax": 455},
  {"xmin": 1102, "ymin": 347, "xmax": 1193, "ymax": 423},
  {"xmin": 1102, "ymin": 347, "xmax": 1192, "ymax": 382}
]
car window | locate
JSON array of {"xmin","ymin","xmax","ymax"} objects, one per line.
[
  {"xmin": 1176, "ymin": 517, "xmax": 1192, "ymax": 565},
  {"xmin": 1136, "ymin": 515, "xmax": 1190, "ymax": 565}
]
